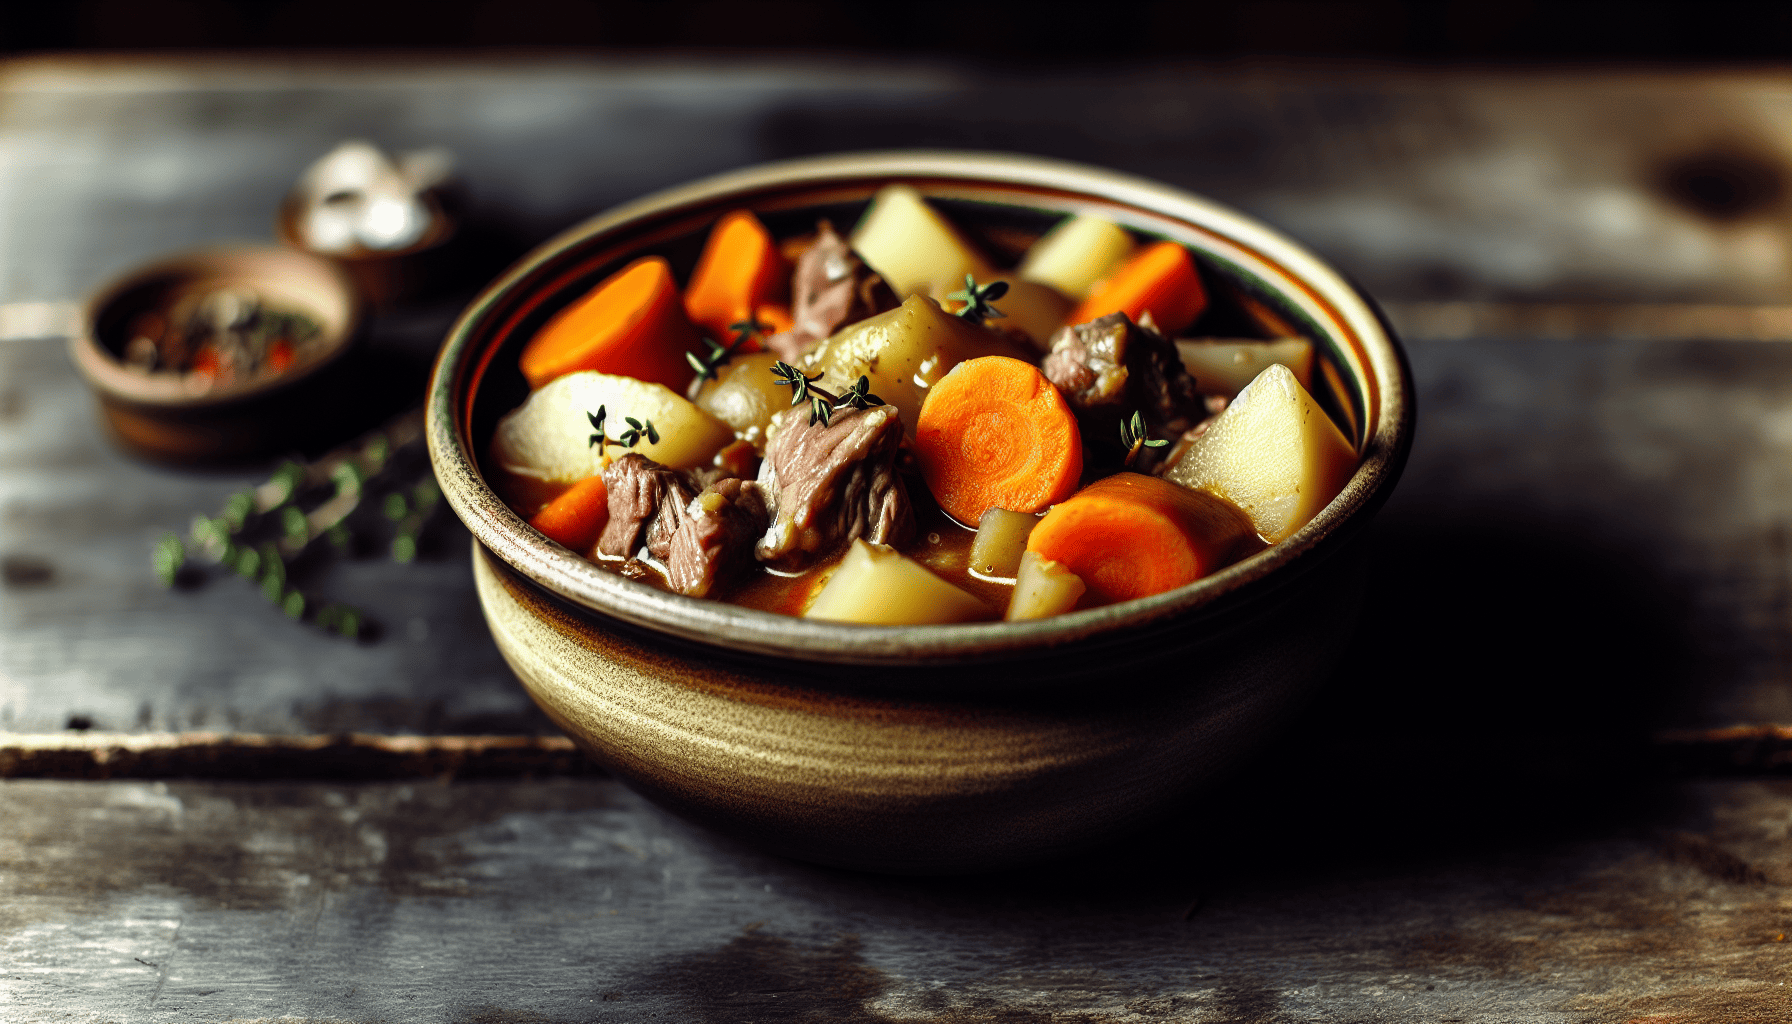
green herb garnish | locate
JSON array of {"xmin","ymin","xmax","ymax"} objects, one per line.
[
  {"xmin": 947, "ymin": 275, "xmax": 1009, "ymax": 325},
  {"xmin": 1120, "ymin": 410, "xmax": 1170, "ymax": 468},
  {"xmin": 685, "ymin": 317, "xmax": 768, "ymax": 383},
  {"xmin": 769, "ymin": 362, "xmax": 888, "ymax": 427}
]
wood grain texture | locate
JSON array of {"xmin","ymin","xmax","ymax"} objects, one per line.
[{"xmin": 6, "ymin": 776, "xmax": 1792, "ymax": 1023}]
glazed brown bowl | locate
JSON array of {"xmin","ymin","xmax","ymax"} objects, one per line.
[
  {"xmin": 428, "ymin": 152, "xmax": 1413, "ymax": 873},
  {"xmin": 71, "ymin": 244, "xmax": 362, "ymax": 463}
]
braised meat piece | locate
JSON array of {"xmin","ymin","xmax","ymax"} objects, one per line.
[
  {"xmin": 755, "ymin": 403, "xmax": 914, "ymax": 571},
  {"xmin": 596, "ymin": 453, "xmax": 697, "ymax": 561},
  {"xmin": 667, "ymin": 477, "xmax": 771, "ymax": 598},
  {"xmin": 1042, "ymin": 312, "xmax": 1204, "ymax": 471},
  {"xmin": 764, "ymin": 221, "xmax": 900, "ymax": 362}
]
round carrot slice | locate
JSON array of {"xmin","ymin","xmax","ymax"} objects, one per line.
[
  {"xmin": 915, "ymin": 356, "xmax": 1082, "ymax": 526},
  {"xmin": 519, "ymin": 256, "xmax": 699, "ymax": 391}
]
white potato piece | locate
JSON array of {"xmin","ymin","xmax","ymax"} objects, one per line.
[
  {"xmin": 805, "ymin": 539, "xmax": 989, "ymax": 625},
  {"xmin": 1017, "ymin": 214, "xmax": 1137, "ymax": 300},
  {"xmin": 851, "ymin": 184, "xmax": 995, "ymax": 299},
  {"xmin": 491, "ymin": 370, "xmax": 734, "ymax": 481},
  {"xmin": 934, "ymin": 275, "xmax": 1071, "ymax": 352},
  {"xmin": 1167, "ymin": 363, "xmax": 1356, "ymax": 544},
  {"xmin": 969, "ymin": 508, "xmax": 1038, "ymax": 580},
  {"xmin": 1176, "ymin": 338, "xmax": 1314, "ymax": 398},
  {"xmin": 1006, "ymin": 550, "xmax": 1087, "ymax": 621},
  {"xmin": 690, "ymin": 351, "xmax": 789, "ymax": 450},
  {"xmin": 801, "ymin": 294, "xmax": 1020, "ymax": 438}
]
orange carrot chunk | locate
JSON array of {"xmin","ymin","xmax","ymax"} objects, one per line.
[
  {"xmin": 915, "ymin": 356, "xmax": 1083, "ymax": 526},
  {"xmin": 1026, "ymin": 473, "xmax": 1253, "ymax": 604},
  {"xmin": 527, "ymin": 474, "xmax": 609, "ymax": 552},
  {"xmin": 1068, "ymin": 240, "xmax": 1207, "ymax": 338},
  {"xmin": 684, "ymin": 210, "xmax": 790, "ymax": 349},
  {"xmin": 519, "ymin": 256, "xmax": 699, "ymax": 391}
]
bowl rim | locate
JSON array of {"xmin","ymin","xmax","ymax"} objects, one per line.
[
  {"xmin": 428, "ymin": 150, "xmax": 1414, "ymax": 666},
  {"xmin": 70, "ymin": 242, "xmax": 362, "ymax": 410}
]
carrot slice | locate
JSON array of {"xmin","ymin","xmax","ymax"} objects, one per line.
[
  {"xmin": 1026, "ymin": 472, "xmax": 1252, "ymax": 604},
  {"xmin": 1068, "ymin": 241, "xmax": 1207, "ymax": 338},
  {"xmin": 527, "ymin": 474, "xmax": 609, "ymax": 552},
  {"xmin": 915, "ymin": 356, "xmax": 1082, "ymax": 526},
  {"xmin": 520, "ymin": 256, "xmax": 699, "ymax": 391},
  {"xmin": 684, "ymin": 210, "xmax": 790, "ymax": 349}
]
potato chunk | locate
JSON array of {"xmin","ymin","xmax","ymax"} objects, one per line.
[
  {"xmin": 690, "ymin": 351, "xmax": 789, "ymax": 450},
  {"xmin": 800, "ymin": 294, "xmax": 1021, "ymax": 438},
  {"xmin": 937, "ymin": 275, "xmax": 1072, "ymax": 353},
  {"xmin": 1175, "ymin": 338, "xmax": 1313, "ymax": 398},
  {"xmin": 1166, "ymin": 363, "xmax": 1355, "ymax": 544},
  {"xmin": 1017, "ymin": 214, "xmax": 1137, "ymax": 300},
  {"xmin": 1006, "ymin": 549, "xmax": 1087, "ymax": 621},
  {"xmin": 804, "ymin": 539, "xmax": 989, "ymax": 624},
  {"xmin": 851, "ymin": 184, "xmax": 995, "ymax": 300},
  {"xmin": 491, "ymin": 371, "xmax": 734, "ymax": 481},
  {"xmin": 969, "ymin": 508, "xmax": 1039, "ymax": 580}
]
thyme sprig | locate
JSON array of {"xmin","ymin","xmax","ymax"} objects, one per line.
[
  {"xmin": 769, "ymin": 362, "xmax": 885, "ymax": 427},
  {"xmin": 947, "ymin": 275, "xmax": 1009, "ymax": 325},
  {"xmin": 587, "ymin": 406, "xmax": 608, "ymax": 456},
  {"xmin": 685, "ymin": 317, "xmax": 768, "ymax": 383},
  {"xmin": 151, "ymin": 410, "xmax": 437, "ymax": 639},
  {"xmin": 587, "ymin": 404, "xmax": 659, "ymax": 454},
  {"xmin": 1120, "ymin": 410, "xmax": 1170, "ymax": 468},
  {"xmin": 618, "ymin": 416, "xmax": 660, "ymax": 448}
]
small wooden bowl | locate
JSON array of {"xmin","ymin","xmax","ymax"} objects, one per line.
[
  {"xmin": 428, "ymin": 152, "xmax": 1414, "ymax": 873},
  {"xmin": 276, "ymin": 190, "xmax": 458, "ymax": 310},
  {"xmin": 70, "ymin": 245, "xmax": 361, "ymax": 464}
]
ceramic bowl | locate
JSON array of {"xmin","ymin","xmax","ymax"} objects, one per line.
[
  {"xmin": 428, "ymin": 152, "xmax": 1414, "ymax": 873},
  {"xmin": 71, "ymin": 244, "xmax": 362, "ymax": 463}
]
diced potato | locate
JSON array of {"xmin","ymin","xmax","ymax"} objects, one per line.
[
  {"xmin": 935, "ymin": 275, "xmax": 1072, "ymax": 352},
  {"xmin": 1176, "ymin": 338, "xmax": 1313, "ymax": 398},
  {"xmin": 801, "ymin": 294, "xmax": 1021, "ymax": 438},
  {"xmin": 1006, "ymin": 550, "xmax": 1086, "ymax": 621},
  {"xmin": 804, "ymin": 539, "xmax": 989, "ymax": 625},
  {"xmin": 851, "ymin": 184, "xmax": 996, "ymax": 300},
  {"xmin": 969, "ymin": 508, "xmax": 1039, "ymax": 580},
  {"xmin": 690, "ymin": 351, "xmax": 790, "ymax": 450},
  {"xmin": 491, "ymin": 370, "xmax": 734, "ymax": 481},
  {"xmin": 1166, "ymin": 363, "xmax": 1356, "ymax": 544},
  {"xmin": 1017, "ymin": 214, "xmax": 1138, "ymax": 300}
]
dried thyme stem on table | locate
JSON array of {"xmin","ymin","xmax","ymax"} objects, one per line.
[{"xmin": 151, "ymin": 409, "xmax": 440, "ymax": 639}]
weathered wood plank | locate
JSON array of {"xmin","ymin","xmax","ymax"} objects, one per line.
[{"xmin": 5, "ymin": 776, "xmax": 1792, "ymax": 1022}]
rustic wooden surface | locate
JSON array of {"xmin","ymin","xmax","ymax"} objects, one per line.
[{"xmin": 9, "ymin": 55, "xmax": 1792, "ymax": 1021}]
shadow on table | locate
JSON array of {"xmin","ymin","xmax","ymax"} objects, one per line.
[{"xmin": 796, "ymin": 505, "xmax": 1693, "ymax": 911}]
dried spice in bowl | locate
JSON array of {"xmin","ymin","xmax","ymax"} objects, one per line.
[{"xmin": 119, "ymin": 286, "xmax": 323, "ymax": 393}]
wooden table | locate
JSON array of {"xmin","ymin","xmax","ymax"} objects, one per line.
[{"xmin": 7, "ymin": 55, "xmax": 1792, "ymax": 1021}]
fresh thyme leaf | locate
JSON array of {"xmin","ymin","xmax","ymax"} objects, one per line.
[
  {"xmin": 946, "ymin": 274, "xmax": 1009, "ymax": 324},
  {"xmin": 839, "ymin": 375, "xmax": 885, "ymax": 410},
  {"xmin": 770, "ymin": 361, "xmax": 824, "ymax": 406},
  {"xmin": 587, "ymin": 406, "xmax": 608, "ymax": 452},
  {"xmin": 772, "ymin": 363, "xmax": 884, "ymax": 425},
  {"xmin": 617, "ymin": 416, "xmax": 659, "ymax": 448},
  {"xmin": 152, "ymin": 533, "xmax": 184, "ymax": 587},
  {"xmin": 1120, "ymin": 410, "xmax": 1170, "ymax": 468}
]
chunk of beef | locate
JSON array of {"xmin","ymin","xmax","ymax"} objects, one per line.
[
  {"xmin": 667, "ymin": 477, "xmax": 770, "ymax": 598},
  {"xmin": 1042, "ymin": 312, "xmax": 1205, "ymax": 472},
  {"xmin": 755, "ymin": 403, "xmax": 913, "ymax": 571},
  {"xmin": 764, "ymin": 221, "xmax": 900, "ymax": 362},
  {"xmin": 596, "ymin": 453, "xmax": 696, "ymax": 561}
]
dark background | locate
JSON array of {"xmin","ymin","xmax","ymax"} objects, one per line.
[{"xmin": 4, "ymin": 0, "xmax": 1792, "ymax": 62}]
